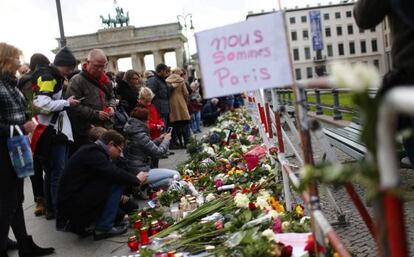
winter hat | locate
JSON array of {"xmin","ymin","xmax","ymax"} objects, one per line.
[{"xmin": 53, "ymin": 46, "xmax": 76, "ymax": 68}]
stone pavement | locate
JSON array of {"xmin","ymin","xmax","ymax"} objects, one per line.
[{"xmin": 7, "ymin": 130, "xmax": 207, "ymax": 257}]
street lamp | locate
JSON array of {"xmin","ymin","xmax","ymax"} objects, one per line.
[
  {"xmin": 55, "ymin": 0, "xmax": 66, "ymax": 47},
  {"xmin": 177, "ymin": 11, "xmax": 194, "ymax": 64}
]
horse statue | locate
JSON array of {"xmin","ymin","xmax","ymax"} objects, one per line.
[
  {"xmin": 117, "ymin": 11, "xmax": 129, "ymax": 27},
  {"xmin": 115, "ymin": 7, "xmax": 129, "ymax": 27},
  {"xmin": 99, "ymin": 15, "xmax": 111, "ymax": 28},
  {"xmin": 100, "ymin": 6, "xmax": 130, "ymax": 28}
]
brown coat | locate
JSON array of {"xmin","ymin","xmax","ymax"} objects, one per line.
[{"xmin": 166, "ymin": 74, "xmax": 190, "ymax": 122}]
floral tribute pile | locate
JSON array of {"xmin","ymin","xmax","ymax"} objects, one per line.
[{"xmin": 127, "ymin": 108, "xmax": 339, "ymax": 257}]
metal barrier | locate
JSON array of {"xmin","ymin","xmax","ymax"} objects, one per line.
[{"xmin": 247, "ymin": 80, "xmax": 411, "ymax": 257}]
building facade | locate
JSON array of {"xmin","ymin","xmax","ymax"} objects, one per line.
[
  {"xmin": 247, "ymin": 0, "xmax": 390, "ymax": 83},
  {"xmin": 284, "ymin": 0, "xmax": 388, "ymax": 81}
]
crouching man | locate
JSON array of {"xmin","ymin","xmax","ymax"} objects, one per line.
[{"xmin": 56, "ymin": 130, "xmax": 148, "ymax": 240}]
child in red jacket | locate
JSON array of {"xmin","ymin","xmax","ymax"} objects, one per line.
[{"xmin": 137, "ymin": 87, "xmax": 164, "ymax": 140}]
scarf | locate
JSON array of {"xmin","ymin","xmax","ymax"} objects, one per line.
[{"xmin": 81, "ymin": 63, "xmax": 110, "ymax": 107}]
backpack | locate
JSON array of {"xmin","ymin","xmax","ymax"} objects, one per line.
[{"xmin": 113, "ymin": 100, "xmax": 129, "ymax": 133}]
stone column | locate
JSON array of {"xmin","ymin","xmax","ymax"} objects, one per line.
[
  {"xmin": 131, "ymin": 53, "xmax": 146, "ymax": 73},
  {"xmin": 153, "ymin": 50, "xmax": 165, "ymax": 66},
  {"xmin": 107, "ymin": 56, "xmax": 119, "ymax": 72},
  {"xmin": 175, "ymin": 47, "xmax": 185, "ymax": 68}
]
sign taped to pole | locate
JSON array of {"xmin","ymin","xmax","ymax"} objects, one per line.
[{"xmin": 195, "ymin": 12, "xmax": 292, "ymax": 98}]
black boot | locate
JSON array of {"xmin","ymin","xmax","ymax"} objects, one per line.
[
  {"xmin": 1, "ymin": 250, "xmax": 9, "ymax": 257},
  {"xmin": 7, "ymin": 238, "xmax": 18, "ymax": 250},
  {"xmin": 18, "ymin": 236, "xmax": 54, "ymax": 257}
]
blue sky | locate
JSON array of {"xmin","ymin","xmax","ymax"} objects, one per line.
[{"xmin": 0, "ymin": 0, "xmax": 334, "ymax": 70}]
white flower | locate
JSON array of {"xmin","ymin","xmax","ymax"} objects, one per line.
[
  {"xmin": 258, "ymin": 190, "xmax": 271, "ymax": 198},
  {"xmin": 330, "ymin": 62, "xmax": 358, "ymax": 90},
  {"xmin": 211, "ymin": 128, "xmax": 222, "ymax": 133},
  {"xmin": 241, "ymin": 145, "xmax": 248, "ymax": 153},
  {"xmin": 234, "ymin": 193, "xmax": 250, "ymax": 208},
  {"xmin": 262, "ymin": 229, "xmax": 278, "ymax": 242},
  {"xmin": 330, "ymin": 61, "xmax": 380, "ymax": 93},
  {"xmin": 268, "ymin": 210, "xmax": 279, "ymax": 219},
  {"xmin": 256, "ymin": 196, "xmax": 271, "ymax": 210},
  {"xmin": 300, "ymin": 216, "xmax": 310, "ymax": 224},
  {"xmin": 185, "ymin": 169, "xmax": 194, "ymax": 176},
  {"xmin": 206, "ymin": 193, "xmax": 216, "ymax": 202},
  {"xmin": 353, "ymin": 63, "xmax": 381, "ymax": 90},
  {"xmin": 206, "ymin": 147, "xmax": 215, "ymax": 156},
  {"xmin": 282, "ymin": 221, "xmax": 290, "ymax": 232},
  {"xmin": 214, "ymin": 174, "xmax": 225, "ymax": 181},
  {"xmin": 259, "ymin": 177, "xmax": 267, "ymax": 185},
  {"xmin": 263, "ymin": 164, "xmax": 272, "ymax": 172}
]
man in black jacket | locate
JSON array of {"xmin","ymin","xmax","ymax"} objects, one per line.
[
  {"xmin": 146, "ymin": 64, "xmax": 171, "ymax": 125},
  {"xmin": 56, "ymin": 130, "xmax": 148, "ymax": 240}
]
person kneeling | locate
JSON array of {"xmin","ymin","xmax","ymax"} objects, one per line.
[
  {"xmin": 124, "ymin": 107, "xmax": 181, "ymax": 197},
  {"xmin": 56, "ymin": 130, "xmax": 148, "ymax": 240}
]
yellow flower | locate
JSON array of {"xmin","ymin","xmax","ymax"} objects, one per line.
[
  {"xmin": 235, "ymin": 169, "xmax": 243, "ymax": 175},
  {"xmin": 295, "ymin": 205, "xmax": 304, "ymax": 218},
  {"xmin": 333, "ymin": 253, "xmax": 340, "ymax": 257},
  {"xmin": 183, "ymin": 175, "xmax": 192, "ymax": 182},
  {"xmin": 227, "ymin": 170, "xmax": 234, "ymax": 175},
  {"xmin": 267, "ymin": 197, "xmax": 284, "ymax": 213}
]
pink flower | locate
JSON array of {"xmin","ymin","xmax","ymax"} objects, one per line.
[
  {"xmin": 215, "ymin": 179, "xmax": 223, "ymax": 188},
  {"xmin": 272, "ymin": 217, "xmax": 283, "ymax": 233},
  {"xmin": 215, "ymin": 219, "xmax": 224, "ymax": 230}
]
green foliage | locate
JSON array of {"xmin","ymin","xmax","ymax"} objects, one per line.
[
  {"xmin": 225, "ymin": 228, "xmax": 275, "ymax": 257},
  {"xmin": 157, "ymin": 190, "xmax": 181, "ymax": 207},
  {"xmin": 139, "ymin": 247, "xmax": 155, "ymax": 257}
]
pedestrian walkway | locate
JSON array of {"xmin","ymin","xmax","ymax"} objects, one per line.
[{"xmin": 8, "ymin": 131, "xmax": 206, "ymax": 257}]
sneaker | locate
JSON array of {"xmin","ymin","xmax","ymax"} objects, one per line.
[{"xmin": 93, "ymin": 224, "xmax": 128, "ymax": 241}]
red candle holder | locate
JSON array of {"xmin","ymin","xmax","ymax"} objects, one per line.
[
  {"xmin": 133, "ymin": 219, "xmax": 142, "ymax": 230},
  {"xmin": 128, "ymin": 236, "xmax": 139, "ymax": 252},
  {"xmin": 140, "ymin": 227, "xmax": 151, "ymax": 245}
]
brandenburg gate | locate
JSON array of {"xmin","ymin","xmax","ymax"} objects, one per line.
[{"xmin": 58, "ymin": 23, "xmax": 187, "ymax": 72}]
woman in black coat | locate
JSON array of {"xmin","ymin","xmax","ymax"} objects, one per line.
[{"xmin": 0, "ymin": 42, "xmax": 54, "ymax": 257}]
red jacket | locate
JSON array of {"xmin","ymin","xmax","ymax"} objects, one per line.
[{"xmin": 139, "ymin": 100, "xmax": 165, "ymax": 139}]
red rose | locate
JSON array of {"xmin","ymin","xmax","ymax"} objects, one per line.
[
  {"xmin": 242, "ymin": 188, "xmax": 249, "ymax": 194},
  {"xmin": 248, "ymin": 202, "xmax": 257, "ymax": 210},
  {"xmin": 230, "ymin": 132, "xmax": 238, "ymax": 139},
  {"xmin": 304, "ymin": 236, "xmax": 325, "ymax": 253},
  {"xmin": 281, "ymin": 245, "xmax": 293, "ymax": 257},
  {"xmin": 269, "ymin": 147, "xmax": 278, "ymax": 155}
]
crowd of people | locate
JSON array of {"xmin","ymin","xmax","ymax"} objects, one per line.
[{"xmin": 0, "ymin": 43, "xmax": 244, "ymax": 257}]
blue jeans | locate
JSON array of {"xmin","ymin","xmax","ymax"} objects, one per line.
[
  {"xmin": 95, "ymin": 185, "xmax": 123, "ymax": 231},
  {"xmin": 148, "ymin": 169, "xmax": 181, "ymax": 189},
  {"xmin": 191, "ymin": 111, "xmax": 201, "ymax": 132},
  {"xmin": 43, "ymin": 143, "xmax": 68, "ymax": 213}
]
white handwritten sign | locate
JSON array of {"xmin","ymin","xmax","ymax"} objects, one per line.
[{"xmin": 195, "ymin": 12, "xmax": 293, "ymax": 98}]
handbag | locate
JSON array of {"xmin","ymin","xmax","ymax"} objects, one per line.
[{"xmin": 7, "ymin": 125, "xmax": 34, "ymax": 178}]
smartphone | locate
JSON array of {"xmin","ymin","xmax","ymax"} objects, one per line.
[
  {"xmin": 77, "ymin": 97, "xmax": 86, "ymax": 101},
  {"xmin": 167, "ymin": 127, "xmax": 173, "ymax": 134}
]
